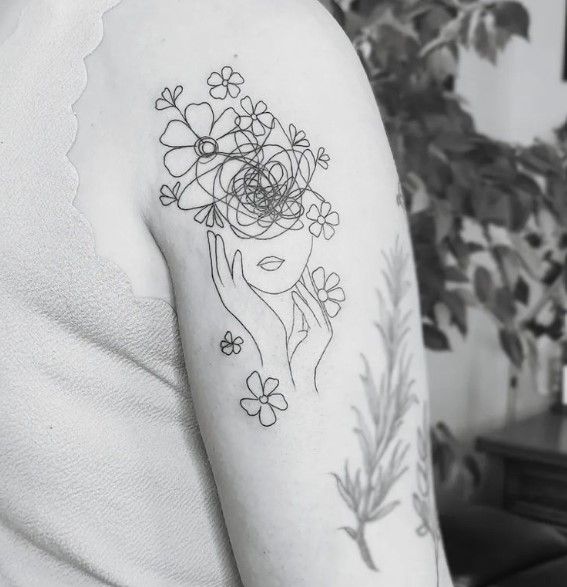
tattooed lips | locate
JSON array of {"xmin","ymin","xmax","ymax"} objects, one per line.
[{"xmin": 257, "ymin": 256, "xmax": 285, "ymax": 271}]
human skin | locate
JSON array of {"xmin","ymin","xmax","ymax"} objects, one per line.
[{"xmin": 71, "ymin": 0, "xmax": 455, "ymax": 585}]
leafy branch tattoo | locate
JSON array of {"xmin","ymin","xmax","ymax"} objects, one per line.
[
  {"xmin": 155, "ymin": 65, "xmax": 345, "ymax": 427},
  {"xmin": 333, "ymin": 241, "xmax": 416, "ymax": 571},
  {"xmin": 413, "ymin": 404, "xmax": 441, "ymax": 587}
]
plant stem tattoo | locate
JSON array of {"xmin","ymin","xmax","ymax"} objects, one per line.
[
  {"xmin": 413, "ymin": 403, "xmax": 441, "ymax": 587},
  {"xmin": 333, "ymin": 241, "xmax": 416, "ymax": 571},
  {"xmin": 155, "ymin": 66, "xmax": 345, "ymax": 426}
]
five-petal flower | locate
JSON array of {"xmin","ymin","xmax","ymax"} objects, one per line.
[
  {"xmin": 306, "ymin": 201, "xmax": 340, "ymax": 240},
  {"xmin": 159, "ymin": 103, "xmax": 238, "ymax": 182},
  {"xmin": 311, "ymin": 267, "xmax": 345, "ymax": 318},
  {"xmin": 220, "ymin": 331, "xmax": 244, "ymax": 355},
  {"xmin": 240, "ymin": 371, "xmax": 288, "ymax": 427},
  {"xmin": 207, "ymin": 66, "xmax": 245, "ymax": 100},
  {"xmin": 237, "ymin": 96, "xmax": 274, "ymax": 136}
]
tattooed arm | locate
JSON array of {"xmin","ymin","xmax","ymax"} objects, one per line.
[{"xmin": 140, "ymin": 1, "xmax": 454, "ymax": 585}]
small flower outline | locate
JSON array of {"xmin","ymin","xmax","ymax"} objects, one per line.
[
  {"xmin": 237, "ymin": 96, "xmax": 274, "ymax": 136},
  {"xmin": 311, "ymin": 267, "xmax": 345, "ymax": 318},
  {"xmin": 207, "ymin": 66, "xmax": 245, "ymax": 100},
  {"xmin": 306, "ymin": 200, "xmax": 340, "ymax": 240},
  {"xmin": 159, "ymin": 102, "xmax": 238, "ymax": 180},
  {"xmin": 240, "ymin": 371, "xmax": 288, "ymax": 428},
  {"xmin": 220, "ymin": 331, "xmax": 243, "ymax": 356}
]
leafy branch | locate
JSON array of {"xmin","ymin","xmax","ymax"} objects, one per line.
[
  {"xmin": 329, "ymin": 0, "xmax": 567, "ymax": 379},
  {"xmin": 334, "ymin": 240, "xmax": 417, "ymax": 571},
  {"xmin": 413, "ymin": 404, "xmax": 441, "ymax": 587}
]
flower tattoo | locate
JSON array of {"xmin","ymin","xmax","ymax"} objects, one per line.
[
  {"xmin": 306, "ymin": 201, "xmax": 340, "ymax": 240},
  {"xmin": 159, "ymin": 102, "xmax": 238, "ymax": 179},
  {"xmin": 316, "ymin": 146, "xmax": 330, "ymax": 169},
  {"xmin": 220, "ymin": 331, "xmax": 244, "ymax": 356},
  {"xmin": 155, "ymin": 67, "xmax": 344, "ymax": 400},
  {"xmin": 312, "ymin": 267, "xmax": 345, "ymax": 318},
  {"xmin": 207, "ymin": 66, "xmax": 245, "ymax": 100},
  {"xmin": 194, "ymin": 202, "xmax": 225, "ymax": 228},
  {"xmin": 240, "ymin": 371, "xmax": 288, "ymax": 427},
  {"xmin": 236, "ymin": 96, "xmax": 274, "ymax": 136},
  {"xmin": 155, "ymin": 85, "xmax": 183, "ymax": 111},
  {"xmin": 159, "ymin": 182, "xmax": 181, "ymax": 206},
  {"xmin": 288, "ymin": 123, "xmax": 310, "ymax": 149}
]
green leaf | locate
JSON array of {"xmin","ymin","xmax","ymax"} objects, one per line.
[
  {"xmin": 436, "ymin": 133, "xmax": 475, "ymax": 154},
  {"xmin": 493, "ymin": 246, "xmax": 521, "ymax": 287},
  {"xmin": 472, "ymin": 186, "xmax": 512, "ymax": 227},
  {"xmin": 493, "ymin": 2, "xmax": 530, "ymax": 41},
  {"xmin": 499, "ymin": 328, "xmax": 525, "ymax": 368},
  {"xmin": 474, "ymin": 266, "xmax": 494, "ymax": 305},
  {"xmin": 473, "ymin": 17, "xmax": 498, "ymax": 64},
  {"xmin": 442, "ymin": 290, "xmax": 467, "ymax": 335},
  {"xmin": 492, "ymin": 287, "xmax": 517, "ymax": 324},
  {"xmin": 434, "ymin": 202, "xmax": 454, "ymax": 243},
  {"xmin": 423, "ymin": 323, "xmax": 450, "ymax": 351},
  {"xmin": 444, "ymin": 266, "xmax": 468, "ymax": 283},
  {"xmin": 514, "ymin": 276, "xmax": 530, "ymax": 305},
  {"xmin": 455, "ymin": 288, "xmax": 478, "ymax": 307}
]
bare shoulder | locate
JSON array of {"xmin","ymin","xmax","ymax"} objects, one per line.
[{"xmin": 70, "ymin": 0, "xmax": 384, "ymax": 302}]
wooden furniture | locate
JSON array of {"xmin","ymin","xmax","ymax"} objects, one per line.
[{"xmin": 477, "ymin": 411, "xmax": 567, "ymax": 535}]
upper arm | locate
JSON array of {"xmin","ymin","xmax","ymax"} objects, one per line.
[{"xmin": 116, "ymin": 1, "xmax": 453, "ymax": 584}]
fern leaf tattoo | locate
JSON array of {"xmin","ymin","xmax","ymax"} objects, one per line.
[
  {"xmin": 333, "ymin": 240, "xmax": 417, "ymax": 571},
  {"xmin": 413, "ymin": 404, "xmax": 441, "ymax": 587}
]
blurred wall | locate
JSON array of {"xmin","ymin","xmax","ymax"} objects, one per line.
[
  {"xmin": 429, "ymin": 0, "xmax": 567, "ymax": 438},
  {"xmin": 460, "ymin": 0, "xmax": 567, "ymax": 143}
]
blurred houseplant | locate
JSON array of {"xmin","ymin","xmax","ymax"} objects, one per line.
[{"xmin": 327, "ymin": 0, "xmax": 566, "ymax": 406}]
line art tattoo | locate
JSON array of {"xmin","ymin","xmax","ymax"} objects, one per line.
[
  {"xmin": 333, "ymin": 241, "xmax": 416, "ymax": 571},
  {"xmin": 240, "ymin": 371, "xmax": 288, "ymax": 427},
  {"xmin": 155, "ymin": 67, "xmax": 345, "ymax": 405},
  {"xmin": 220, "ymin": 331, "xmax": 244, "ymax": 356},
  {"xmin": 207, "ymin": 66, "xmax": 245, "ymax": 100},
  {"xmin": 413, "ymin": 403, "xmax": 441, "ymax": 587}
]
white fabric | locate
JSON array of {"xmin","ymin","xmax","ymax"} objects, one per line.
[{"xmin": 0, "ymin": 1, "xmax": 240, "ymax": 585}]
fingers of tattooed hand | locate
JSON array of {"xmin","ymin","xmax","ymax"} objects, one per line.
[
  {"xmin": 300, "ymin": 274, "xmax": 332, "ymax": 329},
  {"xmin": 292, "ymin": 290, "xmax": 319, "ymax": 328},
  {"xmin": 214, "ymin": 234, "xmax": 232, "ymax": 286},
  {"xmin": 289, "ymin": 302, "xmax": 308, "ymax": 349},
  {"xmin": 301, "ymin": 267, "xmax": 319, "ymax": 300},
  {"xmin": 296, "ymin": 281, "xmax": 325, "ymax": 327},
  {"xmin": 207, "ymin": 231, "xmax": 222, "ymax": 288},
  {"xmin": 231, "ymin": 249, "xmax": 245, "ymax": 284}
]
